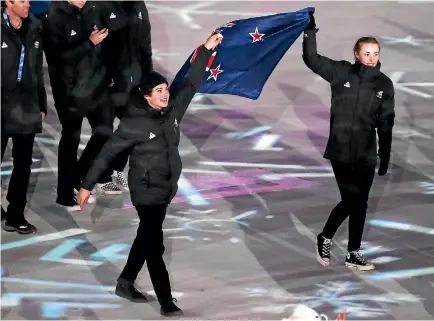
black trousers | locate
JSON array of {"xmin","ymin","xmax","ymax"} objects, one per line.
[
  {"xmin": 119, "ymin": 204, "xmax": 172, "ymax": 303},
  {"xmin": 322, "ymin": 161, "xmax": 376, "ymax": 251},
  {"xmin": 1, "ymin": 133, "xmax": 35, "ymax": 222},
  {"xmin": 55, "ymin": 97, "xmax": 113, "ymax": 202}
]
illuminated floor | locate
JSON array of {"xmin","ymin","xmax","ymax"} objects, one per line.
[{"xmin": 2, "ymin": 2, "xmax": 434, "ymax": 320}]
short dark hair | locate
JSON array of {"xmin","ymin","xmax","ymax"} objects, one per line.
[{"xmin": 353, "ymin": 37, "xmax": 381, "ymax": 53}]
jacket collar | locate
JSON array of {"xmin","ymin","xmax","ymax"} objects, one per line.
[
  {"xmin": 53, "ymin": 0, "xmax": 94, "ymax": 16},
  {"xmin": 352, "ymin": 60, "xmax": 381, "ymax": 79},
  {"xmin": 126, "ymin": 92, "xmax": 173, "ymax": 120}
]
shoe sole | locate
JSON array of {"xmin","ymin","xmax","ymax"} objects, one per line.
[
  {"xmin": 97, "ymin": 188, "xmax": 123, "ymax": 195},
  {"xmin": 345, "ymin": 262, "xmax": 375, "ymax": 271},
  {"xmin": 115, "ymin": 289, "xmax": 148, "ymax": 303},
  {"xmin": 160, "ymin": 310, "xmax": 183, "ymax": 317},
  {"xmin": 316, "ymin": 239, "xmax": 330, "ymax": 267},
  {"xmin": 2, "ymin": 223, "xmax": 37, "ymax": 234}
]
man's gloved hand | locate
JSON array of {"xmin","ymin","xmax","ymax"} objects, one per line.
[
  {"xmin": 306, "ymin": 11, "xmax": 316, "ymax": 30},
  {"xmin": 378, "ymin": 157, "xmax": 390, "ymax": 176}
]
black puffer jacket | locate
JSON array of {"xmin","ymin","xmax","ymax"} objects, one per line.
[
  {"xmin": 42, "ymin": 1, "xmax": 108, "ymax": 114},
  {"xmin": 81, "ymin": 45, "xmax": 212, "ymax": 206},
  {"xmin": 1, "ymin": 10, "xmax": 47, "ymax": 135},
  {"xmin": 303, "ymin": 29, "xmax": 395, "ymax": 166},
  {"xmin": 98, "ymin": 1, "xmax": 153, "ymax": 108}
]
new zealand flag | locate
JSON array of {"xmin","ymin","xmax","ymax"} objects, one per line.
[{"xmin": 171, "ymin": 7, "xmax": 315, "ymax": 100}]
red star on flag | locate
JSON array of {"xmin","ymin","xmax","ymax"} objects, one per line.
[
  {"xmin": 249, "ymin": 27, "xmax": 265, "ymax": 43},
  {"xmin": 207, "ymin": 63, "xmax": 224, "ymax": 81}
]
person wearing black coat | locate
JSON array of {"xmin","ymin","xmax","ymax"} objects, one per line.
[
  {"xmin": 77, "ymin": 33, "xmax": 223, "ymax": 316},
  {"xmin": 303, "ymin": 12, "xmax": 395, "ymax": 271},
  {"xmin": 42, "ymin": 0, "xmax": 122, "ymax": 211},
  {"xmin": 1, "ymin": 0, "xmax": 47, "ymax": 234},
  {"xmin": 96, "ymin": 1, "xmax": 153, "ymax": 192}
]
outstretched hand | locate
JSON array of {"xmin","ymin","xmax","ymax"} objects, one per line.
[
  {"xmin": 77, "ymin": 188, "xmax": 91, "ymax": 210},
  {"xmin": 204, "ymin": 33, "xmax": 223, "ymax": 50}
]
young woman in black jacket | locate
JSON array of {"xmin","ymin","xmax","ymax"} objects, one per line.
[
  {"xmin": 303, "ymin": 12, "xmax": 395, "ymax": 271},
  {"xmin": 77, "ymin": 33, "xmax": 222, "ymax": 316}
]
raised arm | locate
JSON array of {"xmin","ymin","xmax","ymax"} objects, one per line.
[
  {"xmin": 377, "ymin": 80, "xmax": 395, "ymax": 175},
  {"xmin": 302, "ymin": 12, "xmax": 348, "ymax": 83},
  {"xmin": 171, "ymin": 33, "xmax": 222, "ymax": 121}
]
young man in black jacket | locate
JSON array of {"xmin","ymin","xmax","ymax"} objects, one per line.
[
  {"xmin": 97, "ymin": 1, "xmax": 153, "ymax": 192},
  {"xmin": 77, "ymin": 33, "xmax": 222, "ymax": 316},
  {"xmin": 303, "ymin": 12, "xmax": 395, "ymax": 271},
  {"xmin": 1, "ymin": 0, "xmax": 47, "ymax": 233},
  {"xmin": 42, "ymin": 0, "xmax": 122, "ymax": 211}
]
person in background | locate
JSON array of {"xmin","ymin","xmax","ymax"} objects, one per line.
[
  {"xmin": 97, "ymin": 1, "xmax": 154, "ymax": 192},
  {"xmin": 1, "ymin": 0, "xmax": 47, "ymax": 233},
  {"xmin": 42, "ymin": 0, "xmax": 121, "ymax": 212},
  {"xmin": 302, "ymin": 12, "xmax": 395, "ymax": 271},
  {"xmin": 77, "ymin": 33, "xmax": 223, "ymax": 317}
]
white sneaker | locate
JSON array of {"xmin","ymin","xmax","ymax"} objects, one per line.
[
  {"xmin": 112, "ymin": 171, "xmax": 129, "ymax": 191},
  {"xmin": 285, "ymin": 304, "xmax": 329, "ymax": 321},
  {"xmin": 96, "ymin": 182, "xmax": 123, "ymax": 195}
]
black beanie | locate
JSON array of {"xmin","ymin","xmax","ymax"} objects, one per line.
[{"xmin": 138, "ymin": 71, "xmax": 169, "ymax": 95}]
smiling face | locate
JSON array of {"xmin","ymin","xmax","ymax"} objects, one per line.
[
  {"xmin": 5, "ymin": 0, "xmax": 30, "ymax": 19},
  {"xmin": 355, "ymin": 43, "xmax": 380, "ymax": 67},
  {"xmin": 144, "ymin": 83, "xmax": 170, "ymax": 110},
  {"xmin": 353, "ymin": 37, "xmax": 381, "ymax": 67}
]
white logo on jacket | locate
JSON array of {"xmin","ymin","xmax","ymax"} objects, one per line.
[
  {"xmin": 174, "ymin": 118, "xmax": 178, "ymax": 127},
  {"xmin": 110, "ymin": 12, "xmax": 116, "ymax": 19},
  {"xmin": 70, "ymin": 30, "xmax": 76, "ymax": 36},
  {"xmin": 344, "ymin": 81, "xmax": 350, "ymax": 88},
  {"xmin": 1, "ymin": 42, "xmax": 7, "ymax": 48},
  {"xmin": 149, "ymin": 132, "xmax": 156, "ymax": 139},
  {"xmin": 34, "ymin": 41, "xmax": 39, "ymax": 48},
  {"xmin": 138, "ymin": 12, "xmax": 142, "ymax": 20},
  {"xmin": 376, "ymin": 91, "xmax": 383, "ymax": 99}
]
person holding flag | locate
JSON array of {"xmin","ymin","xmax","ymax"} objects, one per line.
[
  {"xmin": 302, "ymin": 12, "xmax": 395, "ymax": 271},
  {"xmin": 77, "ymin": 32, "xmax": 222, "ymax": 317}
]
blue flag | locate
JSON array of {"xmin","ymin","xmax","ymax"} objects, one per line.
[{"xmin": 171, "ymin": 7, "xmax": 315, "ymax": 100}]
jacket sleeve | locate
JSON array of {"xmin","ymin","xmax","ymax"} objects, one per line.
[
  {"xmin": 171, "ymin": 45, "xmax": 213, "ymax": 122},
  {"xmin": 81, "ymin": 119, "xmax": 136, "ymax": 191},
  {"xmin": 376, "ymin": 81, "xmax": 395, "ymax": 160},
  {"xmin": 42, "ymin": 16, "xmax": 94, "ymax": 62},
  {"xmin": 137, "ymin": 2, "xmax": 153, "ymax": 77},
  {"xmin": 36, "ymin": 31, "xmax": 48, "ymax": 115},
  {"xmin": 302, "ymin": 29, "xmax": 348, "ymax": 83}
]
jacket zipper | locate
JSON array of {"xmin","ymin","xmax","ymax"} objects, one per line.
[{"xmin": 349, "ymin": 78, "xmax": 362, "ymax": 168}]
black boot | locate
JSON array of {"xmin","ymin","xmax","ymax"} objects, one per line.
[
  {"xmin": 115, "ymin": 278, "xmax": 148, "ymax": 303},
  {"xmin": 160, "ymin": 298, "xmax": 183, "ymax": 317}
]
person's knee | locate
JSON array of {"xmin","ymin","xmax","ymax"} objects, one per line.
[
  {"xmin": 147, "ymin": 242, "xmax": 165, "ymax": 258},
  {"xmin": 13, "ymin": 154, "xmax": 33, "ymax": 170},
  {"xmin": 61, "ymin": 126, "xmax": 81, "ymax": 143}
]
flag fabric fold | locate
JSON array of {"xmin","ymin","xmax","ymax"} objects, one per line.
[{"xmin": 170, "ymin": 7, "xmax": 315, "ymax": 100}]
